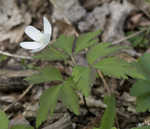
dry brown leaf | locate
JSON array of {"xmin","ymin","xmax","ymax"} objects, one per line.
[{"xmin": 0, "ymin": 0, "xmax": 31, "ymax": 43}]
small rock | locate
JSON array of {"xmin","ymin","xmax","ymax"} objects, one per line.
[
  {"xmin": 0, "ymin": 95, "xmax": 16, "ymax": 103},
  {"xmin": 78, "ymin": 4, "xmax": 109, "ymax": 32},
  {"xmin": 42, "ymin": 113, "xmax": 73, "ymax": 129},
  {"xmin": 9, "ymin": 114, "xmax": 30, "ymax": 128},
  {"xmin": 51, "ymin": 0, "xmax": 86, "ymax": 23},
  {"xmin": 121, "ymin": 92, "xmax": 136, "ymax": 102},
  {"xmin": 23, "ymin": 103, "xmax": 38, "ymax": 117}
]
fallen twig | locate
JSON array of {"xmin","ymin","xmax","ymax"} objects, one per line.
[
  {"xmin": 3, "ymin": 84, "xmax": 33, "ymax": 112},
  {"xmin": 97, "ymin": 70, "xmax": 111, "ymax": 96},
  {"xmin": 0, "ymin": 50, "xmax": 32, "ymax": 60},
  {"xmin": 112, "ymin": 28, "xmax": 147, "ymax": 45}
]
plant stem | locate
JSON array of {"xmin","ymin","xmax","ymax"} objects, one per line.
[
  {"xmin": 97, "ymin": 70, "xmax": 111, "ymax": 96},
  {"xmin": 71, "ymin": 55, "xmax": 76, "ymax": 66}
]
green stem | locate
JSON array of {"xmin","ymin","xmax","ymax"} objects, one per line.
[{"xmin": 71, "ymin": 55, "xmax": 76, "ymax": 66}]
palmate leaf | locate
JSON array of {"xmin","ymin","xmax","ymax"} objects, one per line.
[
  {"xmin": 59, "ymin": 78, "xmax": 80, "ymax": 115},
  {"xmin": 98, "ymin": 95, "xmax": 116, "ymax": 129},
  {"xmin": 130, "ymin": 53, "xmax": 150, "ymax": 112},
  {"xmin": 75, "ymin": 30, "xmax": 101, "ymax": 53},
  {"xmin": 87, "ymin": 43, "xmax": 124, "ymax": 64},
  {"xmin": 72, "ymin": 65, "xmax": 94, "ymax": 97},
  {"xmin": 132, "ymin": 125, "xmax": 150, "ymax": 129},
  {"xmin": 130, "ymin": 80, "xmax": 150, "ymax": 112},
  {"xmin": 0, "ymin": 110, "xmax": 9, "ymax": 129},
  {"xmin": 136, "ymin": 94, "xmax": 150, "ymax": 112},
  {"xmin": 36, "ymin": 85, "xmax": 61, "ymax": 128},
  {"xmin": 126, "ymin": 62, "xmax": 145, "ymax": 80},
  {"xmin": 130, "ymin": 80, "xmax": 150, "ymax": 97},
  {"xmin": 137, "ymin": 53, "xmax": 150, "ymax": 80},
  {"xmin": 94, "ymin": 57, "xmax": 145, "ymax": 79},
  {"xmin": 25, "ymin": 66, "xmax": 63, "ymax": 84},
  {"xmin": 52, "ymin": 35, "xmax": 74, "ymax": 55},
  {"xmin": 33, "ymin": 46, "xmax": 69, "ymax": 61},
  {"xmin": 11, "ymin": 125, "xmax": 34, "ymax": 129}
]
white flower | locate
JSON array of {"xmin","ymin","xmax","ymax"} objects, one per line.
[{"xmin": 20, "ymin": 17, "xmax": 52, "ymax": 53}]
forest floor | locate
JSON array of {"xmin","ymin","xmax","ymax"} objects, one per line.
[{"xmin": 1, "ymin": 0, "xmax": 150, "ymax": 129}]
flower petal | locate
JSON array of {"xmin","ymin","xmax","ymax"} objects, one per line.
[
  {"xmin": 20, "ymin": 42, "xmax": 43, "ymax": 50},
  {"xmin": 25, "ymin": 26, "xmax": 43, "ymax": 41},
  {"xmin": 31, "ymin": 43, "xmax": 48, "ymax": 53},
  {"xmin": 39, "ymin": 34, "xmax": 50, "ymax": 45},
  {"xmin": 43, "ymin": 17, "xmax": 52, "ymax": 40}
]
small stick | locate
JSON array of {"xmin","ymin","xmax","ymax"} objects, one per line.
[
  {"xmin": 0, "ymin": 50, "xmax": 32, "ymax": 60},
  {"xmin": 3, "ymin": 84, "xmax": 33, "ymax": 112},
  {"xmin": 112, "ymin": 28, "xmax": 147, "ymax": 45},
  {"xmin": 97, "ymin": 70, "xmax": 111, "ymax": 96}
]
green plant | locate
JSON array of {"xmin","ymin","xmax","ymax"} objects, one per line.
[
  {"xmin": 130, "ymin": 53, "xmax": 150, "ymax": 112},
  {"xmin": 93, "ymin": 94, "xmax": 150, "ymax": 129},
  {"xmin": 0, "ymin": 17, "xmax": 148, "ymax": 129},
  {"xmin": 93, "ymin": 95, "xmax": 116, "ymax": 129},
  {"xmin": 26, "ymin": 29, "xmax": 144, "ymax": 128}
]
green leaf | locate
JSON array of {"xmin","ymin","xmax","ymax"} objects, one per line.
[
  {"xmin": 75, "ymin": 30, "xmax": 101, "ymax": 53},
  {"xmin": 72, "ymin": 66, "xmax": 94, "ymax": 97},
  {"xmin": 53, "ymin": 35, "xmax": 74, "ymax": 55},
  {"xmin": 87, "ymin": 43, "xmax": 124, "ymax": 64},
  {"xmin": 136, "ymin": 94, "xmax": 150, "ymax": 112},
  {"xmin": 130, "ymin": 80, "xmax": 150, "ymax": 97},
  {"xmin": 129, "ymin": 52, "xmax": 150, "ymax": 113},
  {"xmin": 0, "ymin": 110, "xmax": 9, "ymax": 129},
  {"xmin": 94, "ymin": 57, "xmax": 143, "ymax": 79},
  {"xmin": 132, "ymin": 125, "xmax": 150, "ymax": 129},
  {"xmin": 137, "ymin": 53, "xmax": 150, "ymax": 80},
  {"xmin": 36, "ymin": 85, "xmax": 61, "ymax": 128},
  {"xmin": 126, "ymin": 62, "xmax": 145, "ymax": 80},
  {"xmin": 130, "ymin": 80, "xmax": 150, "ymax": 113},
  {"xmin": 60, "ymin": 78, "xmax": 79, "ymax": 115},
  {"xmin": 33, "ymin": 46, "xmax": 69, "ymax": 61},
  {"xmin": 99, "ymin": 95, "xmax": 116, "ymax": 129},
  {"xmin": 94, "ymin": 57, "xmax": 128, "ymax": 78},
  {"xmin": 25, "ymin": 66, "xmax": 63, "ymax": 84},
  {"xmin": 11, "ymin": 125, "xmax": 34, "ymax": 129}
]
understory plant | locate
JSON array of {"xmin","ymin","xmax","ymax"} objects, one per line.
[{"xmin": 0, "ymin": 17, "xmax": 150, "ymax": 129}]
